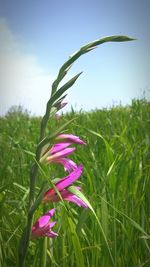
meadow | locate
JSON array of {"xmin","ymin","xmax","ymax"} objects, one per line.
[{"xmin": 0, "ymin": 99, "xmax": 150, "ymax": 267}]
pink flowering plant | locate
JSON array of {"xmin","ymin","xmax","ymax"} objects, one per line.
[
  {"xmin": 31, "ymin": 209, "xmax": 58, "ymax": 239},
  {"xmin": 18, "ymin": 35, "xmax": 134, "ymax": 267}
]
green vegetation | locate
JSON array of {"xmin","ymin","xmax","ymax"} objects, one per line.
[{"xmin": 0, "ymin": 99, "xmax": 150, "ymax": 267}]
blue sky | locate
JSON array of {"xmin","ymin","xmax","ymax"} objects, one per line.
[{"xmin": 0, "ymin": 0, "xmax": 150, "ymax": 115}]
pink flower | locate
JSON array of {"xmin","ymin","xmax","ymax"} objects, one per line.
[
  {"xmin": 31, "ymin": 209, "xmax": 58, "ymax": 239},
  {"xmin": 40, "ymin": 134, "xmax": 86, "ymax": 172},
  {"xmin": 43, "ymin": 165, "xmax": 88, "ymax": 208},
  {"xmin": 49, "ymin": 142, "xmax": 74, "ymax": 154},
  {"xmin": 47, "ymin": 145, "xmax": 76, "ymax": 163},
  {"xmin": 56, "ymin": 134, "xmax": 86, "ymax": 145},
  {"xmin": 40, "ymin": 142, "xmax": 75, "ymax": 166}
]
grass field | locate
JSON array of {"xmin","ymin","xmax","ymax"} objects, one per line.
[{"xmin": 0, "ymin": 99, "xmax": 150, "ymax": 267}]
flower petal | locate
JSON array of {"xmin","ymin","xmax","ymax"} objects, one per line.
[
  {"xmin": 43, "ymin": 186, "xmax": 88, "ymax": 209},
  {"xmin": 32, "ymin": 209, "xmax": 56, "ymax": 230},
  {"xmin": 46, "ymin": 147, "xmax": 76, "ymax": 162},
  {"xmin": 31, "ymin": 209, "xmax": 56, "ymax": 239},
  {"xmin": 43, "ymin": 187, "xmax": 81, "ymax": 203},
  {"xmin": 32, "ymin": 224, "xmax": 50, "ymax": 237},
  {"xmin": 55, "ymin": 165, "xmax": 83, "ymax": 191},
  {"xmin": 31, "ymin": 209, "xmax": 58, "ymax": 239},
  {"xmin": 50, "ymin": 142, "xmax": 72, "ymax": 154},
  {"xmin": 63, "ymin": 194, "xmax": 88, "ymax": 208},
  {"xmin": 54, "ymin": 158, "xmax": 77, "ymax": 172},
  {"xmin": 46, "ymin": 230, "xmax": 58, "ymax": 238},
  {"xmin": 49, "ymin": 221, "xmax": 57, "ymax": 228},
  {"xmin": 56, "ymin": 134, "xmax": 86, "ymax": 145},
  {"xmin": 43, "ymin": 188, "xmax": 55, "ymax": 202},
  {"xmin": 43, "ymin": 166, "xmax": 83, "ymax": 203}
]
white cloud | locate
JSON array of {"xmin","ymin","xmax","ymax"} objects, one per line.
[{"xmin": 0, "ymin": 18, "xmax": 54, "ymax": 116}]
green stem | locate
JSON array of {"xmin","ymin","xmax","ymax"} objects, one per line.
[
  {"xmin": 18, "ymin": 164, "xmax": 39, "ymax": 266},
  {"xmin": 40, "ymin": 237, "xmax": 47, "ymax": 267},
  {"xmin": 18, "ymin": 215, "xmax": 33, "ymax": 267},
  {"xmin": 18, "ymin": 113, "xmax": 51, "ymax": 267}
]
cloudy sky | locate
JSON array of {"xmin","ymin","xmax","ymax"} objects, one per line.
[{"xmin": 0, "ymin": 0, "xmax": 150, "ymax": 116}]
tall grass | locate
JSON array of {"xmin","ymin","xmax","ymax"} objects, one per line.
[{"xmin": 0, "ymin": 99, "xmax": 150, "ymax": 267}]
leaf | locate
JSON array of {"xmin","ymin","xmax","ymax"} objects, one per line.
[
  {"xmin": 100, "ymin": 196, "xmax": 149, "ymax": 237},
  {"xmin": 68, "ymin": 186, "xmax": 94, "ymax": 211},
  {"xmin": 76, "ymin": 209, "xmax": 89, "ymax": 234},
  {"xmin": 81, "ymin": 35, "xmax": 135, "ymax": 52},
  {"xmin": 51, "ymin": 65, "xmax": 72, "ymax": 95},
  {"xmin": 87, "ymin": 129, "xmax": 113, "ymax": 155},
  {"xmin": 22, "ymin": 149, "xmax": 36, "ymax": 157},
  {"xmin": 13, "ymin": 182, "xmax": 28, "ymax": 192},
  {"xmin": 68, "ymin": 217, "xmax": 85, "ymax": 267},
  {"xmin": 68, "ymin": 186, "xmax": 115, "ymax": 266},
  {"xmin": 49, "ymin": 72, "xmax": 82, "ymax": 106}
]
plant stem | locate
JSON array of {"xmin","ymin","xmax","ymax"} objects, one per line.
[
  {"xmin": 18, "ymin": 162, "xmax": 40, "ymax": 266},
  {"xmin": 40, "ymin": 237, "xmax": 47, "ymax": 267},
  {"xmin": 18, "ymin": 111, "xmax": 51, "ymax": 266}
]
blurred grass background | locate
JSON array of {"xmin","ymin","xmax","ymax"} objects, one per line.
[{"xmin": 0, "ymin": 99, "xmax": 150, "ymax": 267}]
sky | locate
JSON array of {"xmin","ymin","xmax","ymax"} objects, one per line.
[{"xmin": 0, "ymin": 0, "xmax": 150, "ymax": 116}]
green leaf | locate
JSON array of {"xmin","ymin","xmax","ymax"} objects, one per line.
[
  {"xmin": 49, "ymin": 72, "xmax": 82, "ymax": 106},
  {"xmin": 51, "ymin": 65, "xmax": 72, "ymax": 95},
  {"xmin": 68, "ymin": 185, "xmax": 94, "ymax": 211},
  {"xmin": 76, "ymin": 209, "xmax": 89, "ymax": 234},
  {"xmin": 81, "ymin": 35, "xmax": 135, "ymax": 52},
  {"xmin": 100, "ymin": 196, "xmax": 149, "ymax": 237},
  {"xmin": 68, "ymin": 186, "xmax": 115, "ymax": 266},
  {"xmin": 68, "ymin": 217, "xmax": 85, "ymax": 267}
]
